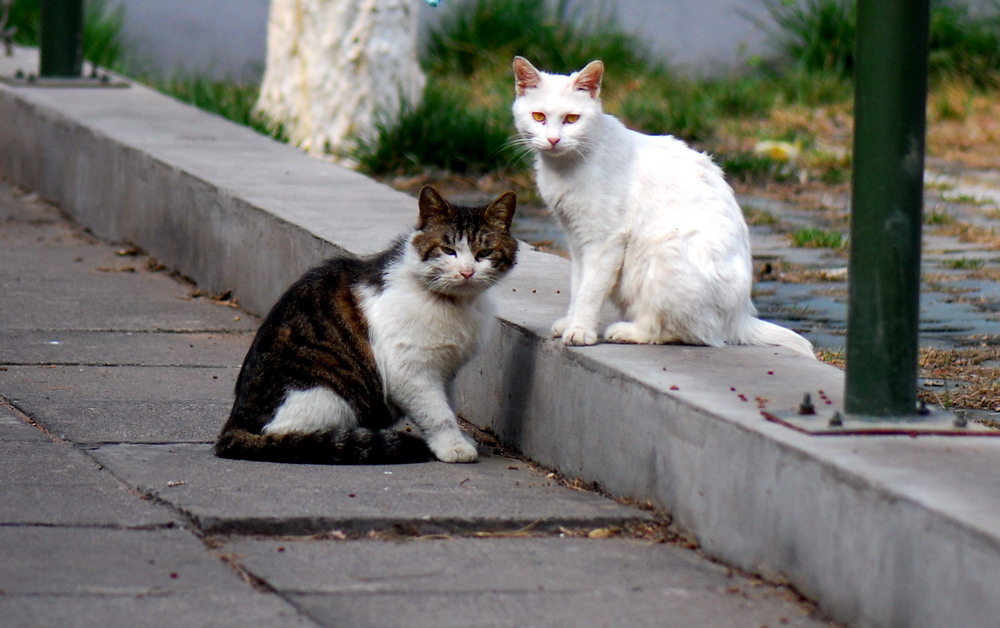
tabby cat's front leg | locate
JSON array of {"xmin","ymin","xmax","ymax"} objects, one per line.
[{"xmin": 391, "ymin": 374, "xmax": 477, "ymax": 463}]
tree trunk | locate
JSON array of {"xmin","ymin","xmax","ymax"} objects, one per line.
[{"xmin": 256, "ymin": 0, "xmax": 425, "ymax": 157}]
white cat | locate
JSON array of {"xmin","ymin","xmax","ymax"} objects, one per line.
[{"xmin": 512, "ymin": 56, "xmax": 815, "ymax": 358}]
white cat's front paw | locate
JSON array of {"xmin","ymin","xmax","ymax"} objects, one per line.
[
  {"xmin": 605, "ymin": 322, "xmax": 647, "ymax": 344},
  {"xmin": 562, "ymin": 326, "xmax": 599, "ymax": 346},
  {"xmin": 551, "ymin": 317, "xmax": 570, "ymax": 338},
  {"xmin": 428, "ymin": 431, "xmax": 478, "ymax": 463}
]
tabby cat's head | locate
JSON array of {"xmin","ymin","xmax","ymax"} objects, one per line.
[
  {"xmin": 511, "ymin": 56, "xmax": 604, "ymax": 158},
  {"xmin": 410, "ymin": 186, "xmax": 518, "ymax": 298}
]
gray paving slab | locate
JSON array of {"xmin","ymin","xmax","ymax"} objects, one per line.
[
  {"xmin": 227, "ymin": 537, "xmax": 831, "ymax": 628},
  {"xmin": 1, "ymin": 406, "xmax": 171, "ymax": 519},
  {"xmin": 289, "ymin": 590, "xmax": 818, "ymax": 628},
  {"xmin": 0, "ymin": 365, "xmax": 236, "ymax": 442},
  {"xmin": 0, "ymin": 404, "xmax": 176, "ymax": 525},
  {"xmin": 0, "ymin": 402, "xmax": 48, "ymax": 442},
  {"xmin": 90, "ymin": 443, "xmax": 653, "ymax": 536},
  {"xmin": 0, "ymin": 329, "xmax": 252, "ymax": 367},
  {"xmin": 0, "ymin": 592, "xmax": 318, "ymax": 628},
  {"xmin": 0, "ymin": 242, "xmax": 259, "ymax": 332},
  {"xmin": 5, "ymin": 397, "xmax": 228, "ymax": 443},
  {"xmin": 0, "ymin": 443, "xmax": 175, "ymax": 526},
  {"xmin": 0, "ymin": 526, "xmax": 242, "ymax": 594}
]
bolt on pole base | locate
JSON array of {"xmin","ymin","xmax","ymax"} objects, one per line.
[{"xmin": 761, "ymin": 393, "xmax": 999, "ymax": 436}]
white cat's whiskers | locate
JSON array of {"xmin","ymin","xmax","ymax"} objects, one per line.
[{"xmin": 503, "ymin": 135, "xmax": 537, "ymax": 166}]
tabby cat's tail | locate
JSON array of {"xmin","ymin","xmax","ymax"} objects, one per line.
[
  {"xmin": 734, "ymin": 316, "xmax": 816, "ymax": 359},
  {"xmin": 213, "ymin": 427, "xmax": 433, "ymax": 464}
]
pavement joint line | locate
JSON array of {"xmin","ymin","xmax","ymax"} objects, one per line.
[
  {"xmin": 204, "ymin": 551, "xmax": 328, "ymax": 628},
  {"xmin": 184, "ymin": 514, "xmax": 663, "ymax": 539},
  {"xmin": 0, "ymin": 521, "xmax": 180, "ymax": 532},
  {"xmin": 0, "ymin": 328, "xmax": 255, "ymax": 334},
  {"xmin": 1, "ymin": 362, "xmax": 240, "ymax": 369},
  {"xmin": 1, "ymin": 395, "xmax": 66, "ymax": 441}
]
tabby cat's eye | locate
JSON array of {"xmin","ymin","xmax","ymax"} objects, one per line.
[
  {"xmin": 531, "ymin": 112, "xmax": 546, "ymax": 123},
  {"xmin": 476, "ymin": 248, "xmax": 494, "ymax": 260},
  {"xmin": 564, "ymin": 113, "xmax": 580, "ymax": 124},
  {"xmin": 440, "ymin": 246, "xmax": 457, "ymax": 257}
]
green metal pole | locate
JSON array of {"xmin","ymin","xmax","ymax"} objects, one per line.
[
  {"xmin": 40, "ymin": 0, "xmax": 84, "ymax": 77},
  {"xmin": 845, "ymin": 0, "xmax": 930, "ymax": 417}
]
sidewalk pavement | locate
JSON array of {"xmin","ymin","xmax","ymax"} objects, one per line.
[{"xmin": 0, "ymin": 179, "xmax": 839, "ymax": 627}]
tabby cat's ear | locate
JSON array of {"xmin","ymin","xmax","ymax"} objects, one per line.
[
  {"xmin": 417, "ymin": 185, "xmax": 453, "ymax": 229},
  {"xmin": 485, "ymin": 191, "xmax": 517, "ymax": 233},
  {"xmin": 573, "ymin": 60, "xmax": 604, "ymax": 98},
  {"xmin": 513, "ymin": 56, "xmax": 541, "ymax": 96}
]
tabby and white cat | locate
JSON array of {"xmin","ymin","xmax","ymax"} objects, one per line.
[
  {"xmin": 215, "ymin": 186, "xmax": 518, "ymax": 464},
  {"xmin": 512, "ymin": 56, "xmax": 814, "ymax": 358}
]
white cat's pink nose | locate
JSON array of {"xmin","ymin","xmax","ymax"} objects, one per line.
[
  {"xmin": 460, "ymin": 269, "xmax": 474, "ymax": 279},
  {"xmin": 548, "ymin": 137, "xmax": 560, "ymax": 147}
]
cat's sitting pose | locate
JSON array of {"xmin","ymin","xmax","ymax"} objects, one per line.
[
  {"xmin": 512, "ymin": 56, "xmax": 814, "ymax": 358},
  {"xmin": 214, "ymin": 186, "xmax": 518, "ymax": 464}
]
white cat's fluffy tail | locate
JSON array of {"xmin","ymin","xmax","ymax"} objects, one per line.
[{"xmin": 733, "ymin": 317, "xmax": 816, "ymax": 359}]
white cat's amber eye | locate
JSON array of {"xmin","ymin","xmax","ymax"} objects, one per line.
[
  {"xmin": 564, "ymin": 113, "xmax": 580, "ymax": 124},
  {"xmin": 531, "ymin": 112, "xmax": 546, "ymax": 123}
]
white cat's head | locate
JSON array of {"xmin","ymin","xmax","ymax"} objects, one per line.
[{"xmin": 511, "ymin": 56, "xmax": 604, "ymax": 158}]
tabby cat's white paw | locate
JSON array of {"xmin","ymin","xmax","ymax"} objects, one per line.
[
  {"xmin": 428, "ymin": 431, "xmax": 478, "ymax": 463},
  {"xmin": 562, "ymin": 326, "xmax": 599, "ymax": 346}
]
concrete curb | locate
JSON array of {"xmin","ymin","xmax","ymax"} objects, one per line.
[{"xmin": 3, "ymin": 48, "xmax": 999, "ymax": 628}]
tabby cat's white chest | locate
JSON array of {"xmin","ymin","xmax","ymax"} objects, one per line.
[{"xmin": 361, "ymin": 280, "xmax": 492, "ymax": 376}]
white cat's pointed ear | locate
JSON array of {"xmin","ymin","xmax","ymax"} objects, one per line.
[
  {"xmin": 485, "ymin": 191, "xmax": 517, "ymax": 232},
  {"xmin": 417, "ymin": 185, "xmax": 452, "ymax": 229},
  {"xmin": 513, "ymin": 56, "xmax": 541, "ymax": 96},
  {"xmin": 573, "ymin": 60, "xmax": 604, "ymax": 98}
]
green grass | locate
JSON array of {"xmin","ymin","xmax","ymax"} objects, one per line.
[
  {"xmin": 762, "ymin": 0, "xmax": 1000, "ymax": 86},
  {"xmin": 947, "ymin": 257, "xmax": 985, "ymax": 270},
  {"xmin": 718, "ymin": 151, "xmax": 797, "ymax": 185},
  {"xmin": 761, "ymin": 0, "xmax": 856, "ymax": 77},
  {"xmin": 924, "ymin": 210, "xmax": 955, "ymax": 225},
  {"xmin": 791, "ymin": 228, "xmax": 846, "ymax": 248},
  {"xmin": 614, "ymin": 74, "xmax": 779, "ymax": 141},
  {"xmin": 941, "ymin": 193, "xmax": 994, "ymax": 206},
  {"xmin": 743, "ymin": 205, "xmax": 782, "ymax": 227},
  {"xmin": 423, "ymin": 0, "xmax": 650, "ymax": 78},
  {"xmin": 349, "ymin": 81, "xmax": 516, "ymax": 176}
]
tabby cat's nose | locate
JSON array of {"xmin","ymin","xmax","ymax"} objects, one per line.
[{"xmin": 460, "ymin": 269, "xmax": 474, "ymax": 279}]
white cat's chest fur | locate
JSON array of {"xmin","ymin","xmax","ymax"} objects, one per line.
[{"xmin": 536, "ymin": 115, "xmax": 749, "ymax": 255}]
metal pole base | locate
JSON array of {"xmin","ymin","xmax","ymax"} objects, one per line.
[
  {"xmin": 762, "ymin": 394, "xmax": 999, "ymax": 436},
  {"xmin": 1, "ymin": 68, "xmax": 127, "ymax": 88}
]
